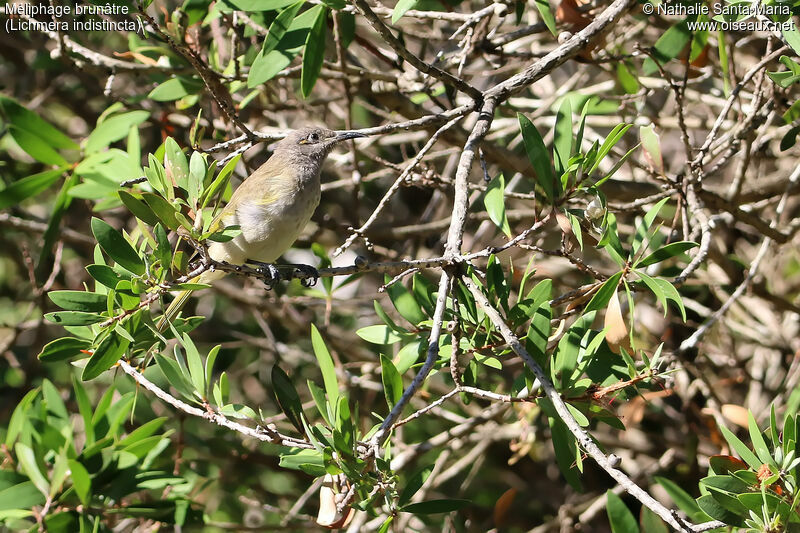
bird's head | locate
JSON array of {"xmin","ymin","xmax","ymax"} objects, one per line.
[{"xmin": 277, "ymin": 127, "xmax": 365, "ymax": 162}]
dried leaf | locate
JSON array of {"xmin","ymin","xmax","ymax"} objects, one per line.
[
  {"xmin": 317, "ymin": 474, "xmax": 354, "ymax": 529},
  {"xmin": 721, "ymin": 404, "xmax": 749, "ymax": 429},
  {"xmin": 604, "ymin": 291, "xmax": 630, "ymax": 354},
  {"xmin": 493, "ymin": 487, "xmax": 517, "ymax": 526}
]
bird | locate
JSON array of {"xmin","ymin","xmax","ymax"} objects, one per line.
[{"xmin": 159, "ymin": 127, "xmax": 364, "ymax": 330}]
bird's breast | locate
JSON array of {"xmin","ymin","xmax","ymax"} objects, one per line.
[{"xmin": 230, "ymin": 179, "xmax": 321, "ymax": 263}]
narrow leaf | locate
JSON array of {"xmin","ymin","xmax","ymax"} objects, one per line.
[
  {"xmin": 311, "ymin": 324, "xmax": 339, "ymax": 406},
  {"xmin": 380, "ymin": 354, "xmax": 403, "ymax": 408},
  {"xmin": 91, "ymin": 218, "xmax": 144, "ymax": 275},
  {"xmin": 636, "ymin": 241, "xmax": 697, "ymax": 268},
  {"xmin": 484, "ymin": 174, "xmax": 511, "ymax": 237},
  {"xmin": 0, "ymin": 168, "xmax": 65, "ymax": 210},
  {"xmin": 301, "ymin": 7, "xmax": 327, "ymax": 98},
  {"xmin": 606, "ymin": 491, "xmax": 640, "ymax": 533},
  {"xmin": 518, "ymin": 113, "xmax": 558, "ymax": 202},
  {"xmin": 584, "ymin": 272, "xmax": 622, "ymax": 313},
  {"xmin": 82, "ymin": 333, "xmax": 130, "ymax": 380},
  {"xmin": 271, "ymin": 365, "xmax": 305, "ymax": 432}
]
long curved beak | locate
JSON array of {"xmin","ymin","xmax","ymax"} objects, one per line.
[{"xmin": 332, "ymin": 131, "xmax": 366, "ymax": 143}]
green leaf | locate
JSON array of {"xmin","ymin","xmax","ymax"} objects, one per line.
[
  {"xmin": 380, "ymin": 354, "xmax": 403, "ymax": 408},
  {"xmin": 553, "ymin": 99, "xmax": 573, "ymax": 176},
  {"xmin": 0, "ymin": 168, "xmax": 65, "ymax": 210},
  {"xmin": 0, "ymin": 96, "xmax": 77, "ymax": 149},
  {"xmin": 400, "ymin": 499, "xmax": 470, "ymax": 514},
  {"xmin": 549, "ymin": 415, "xmax": 581, "ymax": 490},
  {"xmin": 0, "ymin": 481, "xmax": 46, "ymax": 512},
  {"xmin": 86, "ymin": 264, "xmax": 127, "ymax": 289},
  {"xmin": 202, "ymin": 155, "xmax": 239, "ymax": 209},
  {"xmin": 398, "ymin": 464, "xmax": 433, "ymax": 507},
  {"xmin": 781, "ymin": 22, "xmax": 800, "ymax": 56},
  {"xmin": 278, "ymin": 448, "xmax": 325, "ymax": 471},
  {"xmin": 643, "ymin": 20, "xmax": 691, "ymax": 75},
  {"xmin": 337, "ymin": 11, "xmax": 355, "ymax": 47},
  {"xmin": 598, "ymin": 212, "xmax": 627, "ymax": 266},
  {"xmin": 204, "ymin": 345, "xmax": 220, "ymax": 397},
  {"xmin": 267, "ymin": 1, "xmax": 305, "ymax": 54},
  {"xmin": 155, "ymin": 353, "xmax": 199, "ymax": 401},
  {"xmin": 118, "ymin": 191, "xmax": 161, "ymax": 226},
  {"xmin": 518, "ymin": 113, "xmax": 558, "ymax": 202},
  {"xmin": 37, "ymin": 337, "xmax": 90, "ymax": 362},
  {"xmin": 606, "ymin": 491, "xmax": 639, "ymax": 533},
  {"xmin": 307, "ymin": 379, "xmax": 330, "ymax": 424},
  {"xmin": 148, "ymin": 76, "xmax": 203, "ymax": 102},
  {"xmin": 222, "ymin": 0, "xmax": 298, "ymax": 9},
  {"xmin": 639, "ymin": 506, "xmax": 668, "ymax": 533},
  {"xmin": 395, "ymin": 340, "xmax": 422, "ymax": 374},
  {"xmin": 616, "ymin": 62, "xmax": 640, "ymax": 94},
  {"xmin": 747, "ymin": 412, "xmax": 773, "ymax": 466},
  {"xmin": 483, "ymin": 174, "xmax": 511, "ymax": 237},
  {"xmin": 45, "ymin": 311, "xmax": 104, "ymax": 326},
  {"xmin": 120, "ymin": 418, "xmax": 168, "ymax": 448},
  {"xmin": 301, "ymin": 7, "xmax": 327, "ymax": 98},
  {"xmin": 643, "ymin": 196, "xmax": 669, "ymax": 230},
  {"xmin": 9, "ymin": 125, "xmax": 68, "ymax": 163},
  {"xmin": 392, "ymin": 0, "xmax": 419, "ymax": 23},
  {"xmin": 153, "ymin": 223, "xmax": 173, "ymax": 270},
  {"xmin": 632, "ymin": 197, "xmax": 669, "ymax": 255},
  {"xmin": 213, "ymin": 372, "xmax": 229, "ymax": 406},
  {"xmin": 82, "ymin": 333, "xmax": 130, "ymax": 380},
  {"xmin": 636, "ymin": 241, "xmax": 697, "ymax": 268},
  {"xmin": 48, "ymin": 290, "xmax": 108, "ymax": 312},
  {"xmin": 377, "ymin": 516, "xmax": 394, "ymax": 533},
  {"xmin": 142, "ymin": 192, "xmax": 181, "ymax": 230},
  {"xmin": 247, "ymin": 5, "xmax": 321, "ymax": 87},
  {"xmin": 85, "ymin": 110, "xmax": 150, "ymax": 153},
  {"xmin": 654, "ymin": 476, "xmax": 704, "ymax": 519},
  {"xmin": 164, "ymin": 137, "xmax": 189, "ymax": 193},
  {"xmin": 37, "ymin": 171, "xmax": 78, "ymax": 276},
  {"xmin": 524, "ymin": 299, "xmax": 551, "ymax": 370},
  {"xmin": 356, "ymin": 324, "xmax": 405, "ymax": 344},
  {"xmin": 534, "ymin": 0, "xmax": 557, "ymax": 36},
  {"xmin": 636, "ymin": 272, "xmax": 687, "ymax": 321},
  {"xmin": 695, "ymin": 494, "xmax": 744, "ymax": 526},
  {"xmin": 585, "ymin": 272, "xmax": 622, "ymax": 313},
  {"xmin": 386, "ymin": 279, "xmax": 427, "ymax": 325},
  {"xmin": 311, "ymin": 324, "xmax": 340, "ymax": 407},
  {"xmin": 181, "ymin": 333, "xmax": 205, "ymax": 398},
  {"xmin": 187, "ymin": 152, "xmax": 205, "ymax": 208},
  {"xmin": 374, "ymin": 300, "xmax": 402, "ymax": 332},
  {"xmin": 412, "ymin": 273, "xmax": 437, "ymax": 316},
  {"xmin": 42, "ymin": 378, "xmax": 68, "ymax": 419},
  {"xmin": 271, "ymin": 366, "xmax": 305, "ymax": 433},
  {"xmin": 91, "ymin": 218, "xmax": 145, "ymax": 275},
  {"xmin": 588, "ymin": 123, "xmax": 632, "ymax": 176},
  {"xmin": 15, "ymin": 443, "xmax": 49, "ymax": 496},
  {"xmin": 768, "ymin": 56, "xmax": 800, "ymax": 88},
  {"xmin": 717, "ymin": 423, "xmax": 762, "ymax": 470},
  {"xmin": 38, "ymin": 461, "xmax": 73, "ymax": 497},
  {"xmin": 5, "ymin": 388, "xmax": 39, "ymax": 449},
  {"xmin": 700, "ymin": 474, "xmax": 750, "ymax": 494}
]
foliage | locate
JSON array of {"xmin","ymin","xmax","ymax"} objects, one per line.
[{"xmin": 1, "ymin": 0, "xmax": 800, "ymax": 531}]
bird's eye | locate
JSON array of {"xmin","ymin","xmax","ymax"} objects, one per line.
[{"xmin": 308, "ymin": 132, "xmax": 320, "ymax": 142}]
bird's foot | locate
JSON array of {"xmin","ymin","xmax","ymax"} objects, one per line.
[
  {"xmin": 285, "ymin": 264, "xmax": 319, "ymax": 287},
  {"xmin": 251, "ymin": 261, "xmax": 281, "ymax": 289}
]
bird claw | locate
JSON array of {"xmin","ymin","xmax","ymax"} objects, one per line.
[
  {"xmin": 293, "ymin": 265, "xmax": 319, "ymax": 288},
  {"xmin": 252, "ymin": 262, "xmax": 281, "ymax": 289}
]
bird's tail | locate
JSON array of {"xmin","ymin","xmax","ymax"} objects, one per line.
[{"xmin": 157, "ymin": 269, "xmax": 226, "ymax": 332}]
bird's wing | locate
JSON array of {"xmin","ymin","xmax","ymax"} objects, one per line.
[{"xmin": 205, "ymin": 161, "xmax": 286, "ymax": 234}]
